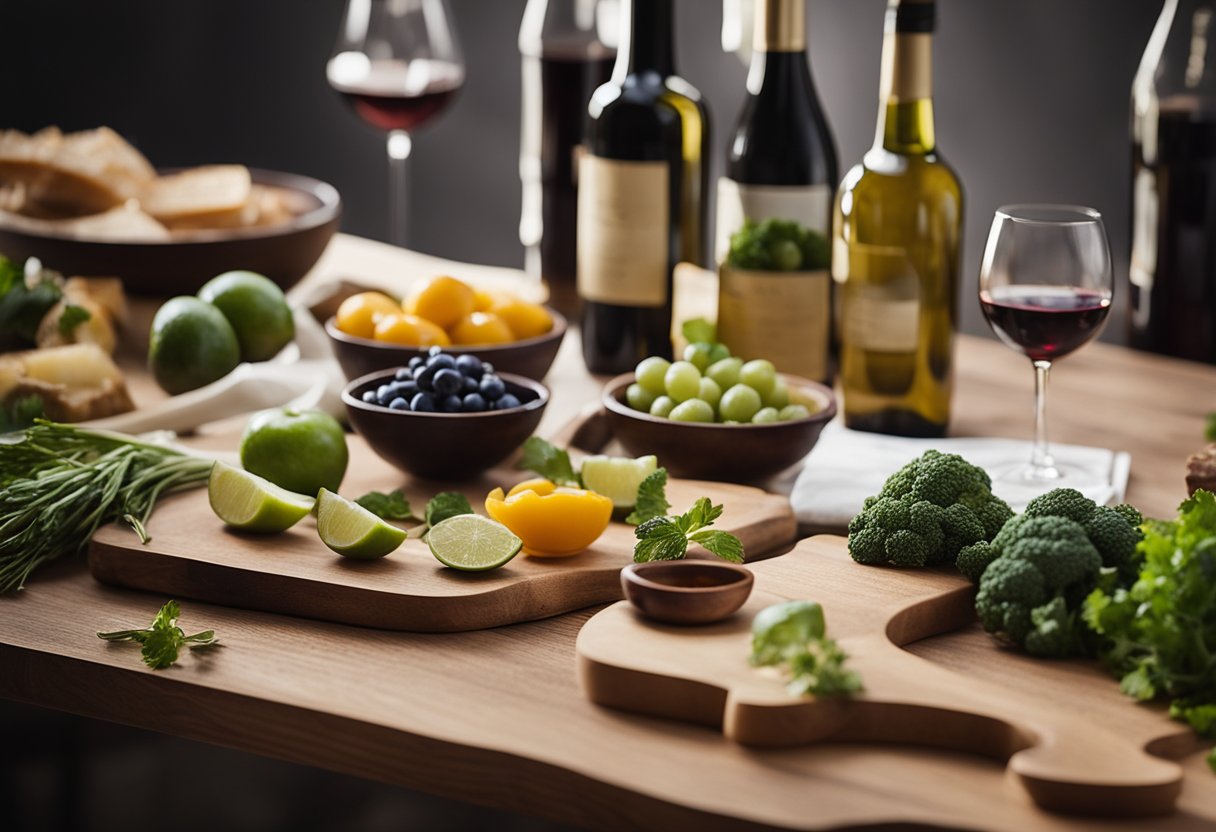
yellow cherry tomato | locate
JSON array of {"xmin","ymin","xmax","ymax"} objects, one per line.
[
  {"xmin": 373, "ymin": 313, "xmax": 451, "ymax": 347},
  {"xmin": 491, "ymin": 298, "xmax": 554, "ymax": 340},
  {"xmin": 335, "ymin": 291, "xmax": 401, "ymax": 339},
  {"xmin": 485, "ymin": 478, "xmax": 613, "ymax": 557},
  {"xmin": 450, "ymin": 311, "xmax": 515, "ymax": 346},
  {"xmin": 405, "ymin": 275, "xmax": 476, "ymax": 329},
  {"xmin": 471, "ymin": 288, "xmax": 499, "ymax": 312}
]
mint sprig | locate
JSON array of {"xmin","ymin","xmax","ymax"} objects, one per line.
[{"xmin": 633, "ymin": 497, "xmax": 744, "ymax": 564}]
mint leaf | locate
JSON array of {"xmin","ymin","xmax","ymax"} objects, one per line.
[
  {"xmin": 519, "ymin": 436, "xmax": 580, "ymax": 487},
  {"xmin": 689, "ymin": 529, "xmax": 744, "ymax": 563},
  {"xmin": 356, "ymin": 489, "xmax": 415, "ymax": 521},
  {"xmin": 681, "ymin": 317, "xmax": 716, "ymax": 345},
  {"xmin": 57, "ymin": 303, "xmax": 91, "ymax": 337},
  {"xmin": 626, "ymin": 467, "xmax": 669, "ymax": 525},
  {"xmin": 675, "ymin": 497, "xmax": 723, "ymax": 534},
  {"xmin": 425, "ymin": 492, "xmax": 473, "ymax": 528},
  {"xmin": 633, "ymin": 517, "xmax": 688, "ymax": 562}
]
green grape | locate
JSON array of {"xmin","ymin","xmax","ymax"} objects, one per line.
[
  {"xmin": 771, "ymin": 238, "xmax": 802, "ymax": 271},
  {"xmin": 719, "ymin": 384, "xmax": 762, "ymax": 422},
  {"xmin": 779, "ymin": 404, "xmax": 812, "ymax": 421},
  {"xmin": 626, "ymin": 383, "xmax": 657, "ymax": 412},
  {"xmin": 664, "ymin": 361, "xmax": 702, "ymax": 403},
  {"xmin": 739, "ymin": 359, "xmax": 777, "ymax": 399},
  {"xmin": 752, "ymin": 407, "xmax": 780, "ymax": 424},
  {"xmin": 706, "ymin": 357, "xmax": 743, "ymax": 391},
  {"xmin": 635, "ymin": 356, "xmax": 671, "ymax": 396},
  {"xmin": 683, "ymin": 342, "xmax": 714, "ymax": 372},
  {"xmin": 762, "ymin": 376, "xmax": 789, "ymax": 409},
  {"xmin": 650, "ymin": 396, "xmax": 676, "ymax": 418},
  {"xmin": 698, "ymin": 377, "xmax": 722, "ymax": 411},
  {"xmin": 707, "ymin": 343, "xmax": 731, "ymax": 365},
  {"xmin": 722, "ymin": 419, "xmax": 741, "ymax": 425},
  {"xmin": 669, "ymin": 399, "xmax": 715, "ymax": 423}
]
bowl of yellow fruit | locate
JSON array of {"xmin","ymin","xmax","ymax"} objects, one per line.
[{"xmin": 325, "ymin": 275, "xmax": 566, "ymax": 382}]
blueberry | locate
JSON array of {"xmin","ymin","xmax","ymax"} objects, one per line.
[
  {"xmin": 428, "ymin": 345, "xmax": 444, "ymax": 357},
  {"xmin": 376, "ymin": 383, "xmax": 394, "ymax": 401},
  {"xmin": 462, "ymin": 376, "xmax": 479, "ymax": 393},
  {"xmin": 455, "ymin": 354, "xmax": 484, "ymax": 379},
  {"xmin": 427, "ymin": 354, "xmax": 457, "ymax": 371},
  {"xmin": 388, "ymin": 397, "xmax": 409, "ymax": 410},
  {"xmin": 410, "ymin": 392, "xmax": 436, "ymax": 412},
  {"xmin": 361, "ymin": 390, "xmax": 377, "ymax": 404},
  {"xmin": 481, "ymin": 362, "xmax": 494, "ymax": 374},
  {"xmin": 494, "ymin": 393, "xmax": 522, "ymax": 411},
  {"xmin": 409, "ymin": 355, "xmax": 425, "ymax": 371},
  {"xmin": 440, "ymin": 394, "xmax": 464, "ymax": 413},
  {"xmin": 415, "ymin": 364, "xmax": 438, "ymax": 391},
  {"xmin": 399, "ymin": 380, "xmax": 419, "ymax": 399},
  {"xmin": 462, "ymin": 392, "xmax": 487, "ymax": 412},
  {"xmin": 394, "ymin": 367, "xmax": 413, "ymax": 382},
  {"xmin": 433, "ymin": 368, "xmax": 463, "ymax": 396},
  {"xmin": 479, "ymin": 374, "xmax": 506, "ymax": 401}
]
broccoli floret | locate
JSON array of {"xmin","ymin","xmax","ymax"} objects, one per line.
[
  {"xmin": 847, "ymin": 451, "xmax": 1013, "ymax": 569},
  {"xmin": 1024, "ymin": 488, "xmax": 1096, "ymax": 523},
  {"xmin": 1084, "ymin": 506, "xmax": 1142, "ymax": 576},
  {"xmin": 1024, "ymin": 596, "xmax": 1084, "ymax": 658},
  {"xmin": 956, "ymin": 541, "xmax": 998, "ymax": 582},
  {"xmin": 1112, "ymin": 503, "xmax": 1144, "ymax": 528}
]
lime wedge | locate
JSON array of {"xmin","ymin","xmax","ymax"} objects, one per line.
[
  {"xmin": 316, "ymin": 488, "xmax": 407, "ymax": 559},
  {"xmin": 427, "ymin": 514, "xmax": 522, "ymax": 571},
  {"xmin": 208, "ymin": 461, "xmax": 315, "ymax": 533},
  {"xmin": 580, "ymin": 454, "xmax": 659, "ymax": 509}
]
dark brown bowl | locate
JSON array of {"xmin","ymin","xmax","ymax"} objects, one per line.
[
  {"xmin": 602, "ymin": 373, "xmax": 837, "ymax": 483},
  {"xmin": 620, "ymin": 561, "xmax": 755, "ymax": 625},
  {"xmin": 342, "ymin": 368, "xmax": 548, "ymax": 480},
  {"xmin": 326, "ymin": 308, "xmax": 566, "ymax": 383},
  {"xmin": 0, "ymin": 168, "xmax": 341, "ymax": 295}
]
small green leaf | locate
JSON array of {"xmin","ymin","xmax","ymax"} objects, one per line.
[
  {"xmin": 140, "ymin": 626, "xmax": 183, "ymax": 670},
  {"xmin": 626, "ymin": 468, "xmax": 669, "ymax": 526},
  {"xmin": 57, "ymin": 303, "xmax": 91, "ymax": 337},
  {"xmin": 675, "ymin": 498, "xmax": 723, "ymax": 534},
  {"xmin": 689, "ymin": 529, "xmax": 744, "ymax": 563},
  {"xmin": 356, "ymin": 489, "xmax": 415, "ymax": 521},
  {"xmin": 681, "ymin": 318, "xmax": 716, "ymax": 345},
  {"xmin": 1206, "ymin": 412, "xmax": 1216, "ymax": 443},
  {"xmin": 425, "ymin": 492, "xmax": 473, "ymax": 528},
  {"xmin": 633, "ymin": 517, "xmax": 689, "ymax": 562},
  {"xmin": 518, "ymin": 436, "xmax": 580, "ymax": 487},
  {"xmin": 1119, "ymin": 666, "xmax": 1157, "ymax": 701}
]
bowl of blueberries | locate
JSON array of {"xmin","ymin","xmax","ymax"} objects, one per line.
[{"xmin": 342, "ymin": 348, "xmax": 549, "ymax": 480}]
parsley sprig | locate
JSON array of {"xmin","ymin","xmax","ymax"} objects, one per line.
[
  {"xmin": 633, "ymin": 497, "xmax": 744, "ymax": 563},
  {"xmin": 97, "ymin": 600, "xmax": 219, "ymax": 670}
]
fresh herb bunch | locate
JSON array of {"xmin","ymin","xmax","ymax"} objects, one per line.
[
  {"xmin": 354, "ymin": 488, "xmax": 472, "ymax": 538},
  {"xmin": 727, "ymin": 219, "xmax": 830, "ymax": 272},
  {"xmin": 750, "ymin": 600, "xmax": 862, "ymax": 697},
  {"xmin": 97, "ymin": 600, "xmax": 218, "ymax": 669},
  {"xmin": 633, "ymin": 497, "xmax": 743, "ymax": 564},
  {"xmin": 0, "ymin": 421, "xmax": 213, "ymax": 593},
  {"xmin": 355, "ymin": 489, "xmax": 415, "ymax": 520}
]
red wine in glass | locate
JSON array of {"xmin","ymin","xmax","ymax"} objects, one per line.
[
  {"xmin": 329, "ymin": 58, "xmax": 464, "ymax": 133},
  {"xmin": 980, "ymin": 285, "xmax": 1111, "ymax": 363}
]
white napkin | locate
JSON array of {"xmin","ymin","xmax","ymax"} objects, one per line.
[{"xmin": 791, "ymin": 421, "xmax": 1132, "ymax": 531}]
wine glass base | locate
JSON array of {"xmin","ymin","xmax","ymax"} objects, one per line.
[{"xmin": 991, "ymin": 460, "xmax": 1109, "ymax": 505}]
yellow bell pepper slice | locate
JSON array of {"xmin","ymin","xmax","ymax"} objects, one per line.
[{"xmin": 485, "ymin": 477, "xmax": 613, "ymax": 558}]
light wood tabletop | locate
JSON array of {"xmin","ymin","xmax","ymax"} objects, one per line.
[{"xmin": 2, "ymin": 234, "xmax": 1214, "ymax": 831}]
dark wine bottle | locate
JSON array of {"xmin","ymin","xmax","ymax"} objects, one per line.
[
  {"xmin": 577, "ymin": 0, "xmax": 710, "ymax": 374},
  {"xmin": 717, "ymin": 0, "xmax": 838, "ymax": 383}
]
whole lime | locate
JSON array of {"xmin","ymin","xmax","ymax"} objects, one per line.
[
  {"xmin": 239, "ymin": 407, "xmax": 349, "ymax": 496},
  {"xmin": 198, "ymin": 271, "xmax": 294, "ymax": 362},
  {"xmin": 148, "ymin": 296, "xmax": 241, "ymax": 395}
]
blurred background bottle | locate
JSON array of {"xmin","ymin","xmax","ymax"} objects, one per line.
[
  {"xmin": 832, "ymin": 0, "xmax": 962, "ymax": 437},
  {"xmin": 578, "ymin": 0, "xmax": 710, "ymax": 374},
  {"xmin": 716, "ymin": 0, "xmax": 838, "ymax": 383},
  {"xmin": 519, "ymin": 0, "xmax": 616, "ymax": 320},
  {"xmin": 1130, "ymin": 0, "xmax": 1216, "ymax": 362}
]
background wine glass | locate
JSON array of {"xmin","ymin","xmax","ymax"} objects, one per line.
[
  {"xmin": 979, "ymin": 204, "xmax": 1113, "ymax": 486},
  {"xmin": 328, "ymin": 0, "xmax": 464, "ymax": 247}
]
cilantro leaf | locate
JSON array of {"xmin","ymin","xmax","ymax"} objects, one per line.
[
  {"xmin": 97, "ymin": 600, "xmax": 219, "ymax": 670},
  {"xmin": 140, "ymin": 625, "xmax": 184, "ymax": 670},
  {"xmin": 681, "ymin": 317, "xmax": 716, "ymax": 345},
  {"xmin": 356, "ymin": 489, "xmax": 415, "ymax": 521},
  {"xmin": 518, "ymin": 436, "xmax": 580, "ymax": 487},
  {"xmin": 689, "ymin": 529, "xmax": 744, "ymax": 563},
  {"xmin": 57, "ymin": 303, "xmax": 91, "ymax": 337},
  {"xmin": 626, "ymin": 467, "xmax": 669, "ymax": 526},
  {"xmin": 633, "ymin": 517, "xmax": 689, "ymax": 562},
  {"xmin": 425, "ymin": 492, "xmax": 473, "ymax": 527}
]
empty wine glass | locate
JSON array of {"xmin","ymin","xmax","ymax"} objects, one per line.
[
  {"xmin": 328, "ymin": 0, "xmax": 464, "ymax": 246},
  {"xmin": 978, "ymin": 205, "xmax": 1113, "ymax": 486}
]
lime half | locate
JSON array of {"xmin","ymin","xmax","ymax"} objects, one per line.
[
  {"xmin": 580, "ymin": 454, "xmax": 658, "ymax": 509},
  {"xmin": 208, "ymin": 461, "xmax": 315, "ymax": 533},
  {"xmin": 316, "ymin": 488, "xmax": 407, "ymax": 559},
  {"xmin": 427, "ymin": 514, "xmax": 522, "ymax": 571}
]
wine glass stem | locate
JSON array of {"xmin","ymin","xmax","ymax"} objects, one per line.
[
  {"xmin": 387, "ymin": 130, "xmax": 412, "ymax": 247},
  {"xmin": 1031, "ymin": 359, "xmax": 1057, "ymax": 477}
]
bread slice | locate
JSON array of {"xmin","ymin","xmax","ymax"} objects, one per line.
[
  {"xmin": 0, "ymin": 127, "xmax": 63, "ymax": 186},
  {"xmin": 0, "ymin": 203, "xmax": 170, "ymax": 241},
  {"xmin": 140, "ymin": 164, "xmax": 253, "ymax": 229},
  {"xmin": 25, "ymin": 127, "xmax": 156, "ymax": 214}
]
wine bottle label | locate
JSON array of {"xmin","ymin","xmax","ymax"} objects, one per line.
[
  {"xmin": 718, "ymin": 265, "xmax": 829, "ymax": 379},
  {"xmin": 714, "ymin": 178, "xmax": 832, "ymax": 264},
  {"xmin": 837, "ymin": 243, "xmax": 920, "ymax": 353},
  {"xmin": 576, "ymin": 155, "xmax": 670, "ymax": 307}
]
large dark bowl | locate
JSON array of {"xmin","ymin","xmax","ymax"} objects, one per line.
[
  {"xmin": 342, "ymin": 368, "xmax": 548, "ymax": 480},
  {"xmin": 326, "ymin": 308, "xmax": 566, "ymax": 382},
  {"xmin": 0, "ymin": 168, "xmax": 341, "ymax": 295},
  {"xmin": 602, "ymin": 373, "xmax": 837, "ymax": 482}
]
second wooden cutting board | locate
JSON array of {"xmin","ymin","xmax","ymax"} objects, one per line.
[{"xmin": 88, "ymin": 436, "xmax": 796, "ymax": 632}]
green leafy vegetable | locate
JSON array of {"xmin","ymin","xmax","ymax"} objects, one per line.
[
  {"xmin": 626, "ymin": 467, "xmax": 670, "ymax": 525},
  {"xmin": 681, "ymin": 318, "xmax": 716, "ymax": 345},
  {"xmin": 0, "ymin": 256, "xmax": 63, "ymax": 348},
  {"xmin": 356, "ymin": 489, "xmax": 415, "ymax": 521},
  {"xmin": 633, "ymin": 497, "xmax": 743, "ymax": 564},
  {"xmin": 726, "ymin": 218, "xmax": 831, "ymax": 272},
  {"xmin": 0, "ymin": 421, "xmax": 213, "ymax": 593},
  {"xmin": 749, "ymin": 601, "xmax": 862, "ymax": 697},
  {"xmin": 0, "ymin": 395, "xmax": 43, "ymax": 434},
  {"xmin": 424, "ymin": 491, "xmax": 473, "ymax": 529},
  {"xmin": 56, "ymin": 303, "xmax": 91, "ymax": 337},
  {"xmin": 97, "ymin": 600, "xmax": 219, "ymax": 669},
  {"xmin": 519, "ymin": 436, "xmax": 581, "ymax": 488}
]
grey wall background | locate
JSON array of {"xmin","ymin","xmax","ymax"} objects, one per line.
[{"xmin": 0, "ymin": 0, "xmax": 1163, "ymax": 343}]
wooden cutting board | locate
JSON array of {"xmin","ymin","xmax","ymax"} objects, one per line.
[
  {"xmin": 577, "ymin": 535, "xmax": 1201, "ymax": 819},
  {"xmin": 87, "ymin": 436, "xmax": 796, "ymax": 632}
]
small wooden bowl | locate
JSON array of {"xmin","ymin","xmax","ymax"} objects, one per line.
[
  {"xmin": 342, "ymin": 368, "xmax": 548, "ymax": 480},
  {"xmin": 326, "ymin": 308, "xmax": 567, "ymax": 382},
  {"xmin": 602, "ymin": 373, "xmax": 837, "ymax": 482},
  {"xmin": 620, "ymin": 561, "xmax": 755, "ymax": 626}
]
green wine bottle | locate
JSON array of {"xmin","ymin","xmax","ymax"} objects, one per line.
[{"xmin": 832, "ymin": 0, "xmax": 962, "ymax": 437}]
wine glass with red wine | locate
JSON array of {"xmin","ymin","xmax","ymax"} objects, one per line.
[
  {"xmin": 979, "ymin": 204, "xmax": 1113, "ymax": 485},
  {"xmin": 328, "ymin": 0, "xmax": 464, "ymax": 246}
]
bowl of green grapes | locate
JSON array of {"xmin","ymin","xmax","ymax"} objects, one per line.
[{"xmin": 602, "ymin": 344, "xmax": 836, "ymax": 482}]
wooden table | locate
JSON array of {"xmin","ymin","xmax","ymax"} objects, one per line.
[{"xmin": 3, "ymin": 235, "xmax": 1214, "ymax": 831}]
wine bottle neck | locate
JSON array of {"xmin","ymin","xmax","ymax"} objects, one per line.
[
  {"xmin": 875, "ymin": 1, "xmax": 936, "ymax": 155},
  {"xmin": 615, "ymin": 0, "xmax": 675, "ymax": 79},
  {"xmin": 754, "ymin": 0, "xmax": 805, "ymax": 52}
]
